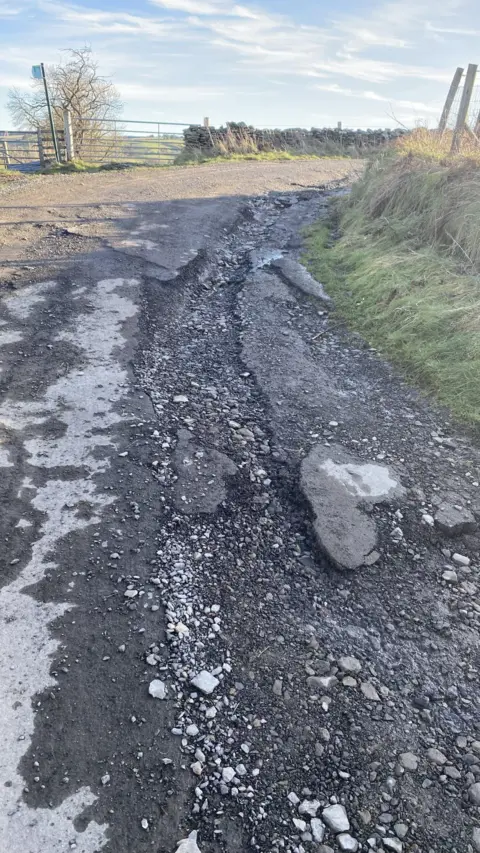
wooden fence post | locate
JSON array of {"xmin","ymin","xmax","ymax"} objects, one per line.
[
  {"xmin": 63, "ymin": 109, "xmax": 75, "ymax": 161},
  {"xmin": 451, "ymin": 63, "xmax": 478, "ymax": 153},
  {"xmin": 438, "ymin": 66, "xmax": 463, "ymax": 133},
  {"xmin": 203, "ymin": 117, "xmax": 210, "ymax": 128},
  {"xmin": 0, "ymin": 140, "xmax": 10, "ymax": 167}
]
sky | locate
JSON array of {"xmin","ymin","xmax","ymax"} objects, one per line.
[{"xmin": 0, "ymin": 0, "xmax": 479, "ymax": 130}]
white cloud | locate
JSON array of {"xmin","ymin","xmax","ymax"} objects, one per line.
[
  {"xmin": 0, "ymin": 0, "xmax": 476, "ymax": 129},
  {"xmin": 150, "ymin": 0, "xmax": 235, "ymax": 14},
  {"xmin": 316, "ymin": 83, "xmax": 354, "ymax": 96},
  {"xmin": 336, "ymin": 24, "xmax": 410, "ymax": 49},
  {"xmin": 183, "ymin": 0, "xmax": 454, "ymax": 86},
  {"xmin": 425, "ymin": 21, "xmax": 480, "ymax": 35},
  {"xmin": 116, "ymin": 81, "xmax": 223, "ymax": 101},
  {"xmin": 38, "ymin": 0, "xmax": 178, "ymax": 34},
  {"xmin": 316, "ymin": 82, "xmax": 441, "ymax": 119}
]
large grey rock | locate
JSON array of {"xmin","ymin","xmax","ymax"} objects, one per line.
[
  {"xmin": 173, "ymin": 429, "xmax": 237, "ymax": 514},
  {"xmin": 435, "ymin": 500, "xmax": 476, "ymax": 537},
  {"xmin": 469, "ymin": 782, "xmax": 480, "ymax": 805},
  {"xmin": 322, "ymin": 804, "xmax": 350, "ymax": 833},
  {"xmin": 311, "ymin": 819, "xmax": 326, "ymax": 842},
  {"xmin": 426, "ymin": 747, "xmax": 447, "ymax": 766},
  {"xmin": 399, "ymin": 752, "xmax": 419, "ymax": 771},
  {"xmin": 190, "ymin": 670, "xmax": 220, "ymax": 695},
  {"xmin": 300, "ymin": 444, "xmax": 405, "ymax": 570},
  {"xmin": 338, "ymin": 835, "xmax": 359, "ymax": 852},
  {"xmin": 270, "ymin": 257, "xmax": 331, "ymax": 303}
]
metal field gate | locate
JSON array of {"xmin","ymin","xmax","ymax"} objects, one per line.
[
  {"xmin": 0, "ymin": 131, "xmax": 42, "ymax": 173},
  {"xmin": 74, "ymin": 118, "xmax": 188, "ymax": 165},
  {"xmin": 0, "ymin": 129, "xmax": 64, "ymax": 172}
]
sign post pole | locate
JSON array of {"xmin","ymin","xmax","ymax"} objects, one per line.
[{"xmin": 32, "ymin": 63, "xmax": 60, "ymax": 163}]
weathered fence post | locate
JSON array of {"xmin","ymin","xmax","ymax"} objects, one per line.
[
  {"xmin": 0, "ymin": 140, "xmax": 10, "ymax": 167},
  {"xmin": 203, "ymin": 117, "xmax": 210, "ymax": 128},
  {"xmin": 37, "ymin": 129, "xmax": 45, "ymax": 167},
  {"xmin": 63, "ymin": 109, "xmax": 75, "ymax": 161},
  {"xmin": 451, "ymin": 63, "xmax": 478, "ymax": 153},
  {"xmin": 438, "ymin": 67, "xmax": 463, "ymax": 134}
]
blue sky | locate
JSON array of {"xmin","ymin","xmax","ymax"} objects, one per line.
[{"xmin": 0, "ymin": 0, "xmax": 478, "ymax": 129}]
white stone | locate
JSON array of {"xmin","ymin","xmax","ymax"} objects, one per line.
[
  {"xmin": 235, "ymin": 764, "xmax": 247, "ymax": 776},
  {"xmin": 338, "ymin": 656, "xmax": 361, "ymax": 674},
  {"xmin": 191, "ymin": 762, "xmax": 203, "ymax": 776},
  {"xmin": 288, "ymin": 792, "xmax": 300, "ymax": 806},
  {"xmin": 311, "ymin": 819, "xmax": 325, "ymax": 842},
  {"xmin": 191, "ymin": 671, "xmax": 220, "ymax": 694},
  {"xmin": 293, "ymin": 818, "xmax": 307, "ymax": 832},
  {"xmin": 173, "ymin": 395, "xmax": 189, "ymax": 403},
  {"xmin": 318, "ymin": 675, "xmax": 338, "ymax": 689},
  {"xmin": 453, "ymin": 553, "xmax": 471, "ymax": 566},
  {"xmin": 299, "ymin": 799, "xmax": 321, "ymax": 817},
  {"xmin": 176, "ymin": 830, "xmax": 201, "ymax": 853},
  {"xmin": 320, "ymin": 459, "xmax": 400, "ymax": 499},
  {"xmin": 148, "ymin": 679, "xmax": 167, "ymax": 700},
  {"xmin": 205, "ymin": 706, "xmax": 217, "ymax": 719},
  {"xmin": 141, "ymin": 819, "xmax": 149, "ymax": 831},
  {"xmin": 222, "ymin": 766, "xmax": 235, "ymax": 783},
  {"xmin": 338, "ymin": 834, "xmax": 359, "ymax": 852},
  {"xmin": 442, "ymin": 570, "xmax": 458, "ymax": 583},
  {"xmin": 426, "ymin": 747, "xmax": 447, "ymax": 766},
  {"xmin": 322, "ymin": 804, "xmax": 350, "ymax": 833},
  {"xmin": 361, "ymin": 681, "xmax": 380, "ymax": 702},
  {"xmin": 186, "ymin": 724, "xmax": 199, "ymax": 737},
  {"xmin": 399, "ymin": 752, "xmax": 418, "ymax": 771}
]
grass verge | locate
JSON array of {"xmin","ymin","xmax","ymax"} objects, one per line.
[
  {"xmin": 40, "ymin": 159, "xmax": 175, "ymax": 174},
  {"xmin": 174, "ymin": 150, "xmax": 333, "ymax": 165},
  {"xmin": 304, "ymin": 149, "xmax": 480, "ymax": 424}
]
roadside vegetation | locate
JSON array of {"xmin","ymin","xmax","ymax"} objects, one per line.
[
  {"xmin": 175, "ymin": 123, "xmax": 382, "ymax": 164},
  {"xmin": 40, "ymin": 159, "xmax": 139, "ymax": 174},
  {"xmin": 175, "ymin": 150, "xmax": 328, "ymax": 165},
  {"xmin": 304, "ymin": 129, "xmax": 480, "ymax": 424}
]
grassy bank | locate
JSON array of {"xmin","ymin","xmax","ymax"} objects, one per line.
[{"xmin": 304, "ymin": 144, "xmax": 480, "ymax": 423}]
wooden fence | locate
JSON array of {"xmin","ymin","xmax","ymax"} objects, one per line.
[{"xmin": 438, "ymin": 64, "xmax": 480, "ymax": 153}]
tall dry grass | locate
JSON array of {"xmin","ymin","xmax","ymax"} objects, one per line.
[
  {"xmin": 394, "ymin": 127, "xmax": 480, "ymax": 164},
  {"xmin": 304, "ymin": 145, "xmax": 480, "ymax": 423},
  {"xmin": 352, "ymin": 146, "xmax": 480, "ymax": 270}
]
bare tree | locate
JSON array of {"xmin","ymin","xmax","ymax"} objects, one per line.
[{"xmin": 7, "ymin": 48, "xmax": 123, "ymax": 157}]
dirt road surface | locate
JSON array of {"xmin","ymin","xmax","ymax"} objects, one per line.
[{"xmin": 0, "ymin": 161, "xmax": 479, "ymax": 853}]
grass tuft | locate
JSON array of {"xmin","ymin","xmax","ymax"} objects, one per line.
[{"xmin": 304, "ymin": 147, "xmax": 480, "ymax": 424}]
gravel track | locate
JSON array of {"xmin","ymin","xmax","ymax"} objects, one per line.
[{"xmin": 0, "ymin": 159, "xmax": 479, "ymax": 853}]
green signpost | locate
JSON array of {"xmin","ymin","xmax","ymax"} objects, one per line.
[{"xmin": 32, "ymin": 63, "xmax": 60, "ymax": 163}]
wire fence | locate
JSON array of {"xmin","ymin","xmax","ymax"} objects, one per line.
[
  {"xmin": 445, "ymin": 84, "xmax": 480, "ymax": 131},
  {"xmin": 439, "ymin": 64, "xmax": 480, "ymax": 153}
]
